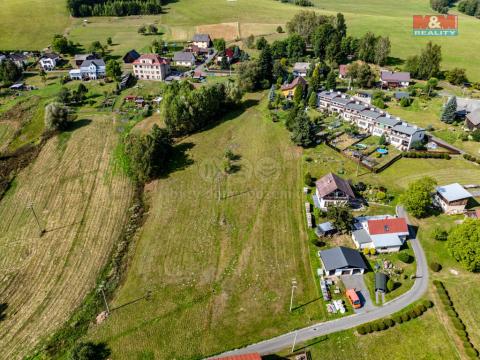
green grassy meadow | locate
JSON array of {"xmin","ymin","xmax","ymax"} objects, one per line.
[{"xmin": 0, "ymin": 0, "xmax": 70, "ymax": 50}]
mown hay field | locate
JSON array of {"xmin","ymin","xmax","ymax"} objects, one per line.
[
  {"xmin": 88, "ymin": 93, "xmax": 324, "ymax": 359},
  {"xmin": 0, "ymin": 115, "xmax": 134, "ymax": 358}
]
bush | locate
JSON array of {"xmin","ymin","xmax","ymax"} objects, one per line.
[
  {"xmin": 397, "ymin": 252, "xmax": 412, "ymax": 264},
  {"xmin": 378, "ymin": 320, "xmax": 387, "ymax": 331},
  {"xmin": 387, "ymin": 279, "xmax": 395, "ymax": 292},
  {"xmin": 433, "ymin": 280, "xmax": 444, "ymax": 289},
  {"xmin": 372, "ymin": 322, "xmax": 380, "ymax": 332},
  {"xmin": 465, "ymin": 347, "xmax": 479, "ymax": 358},
  {"xmin": 429, "ymin": 262, "xmax": 442, "ymax": 272},
  {"xmin": 447, "ymin": 309, "xmax": 457, "ymax": 318},
  {"xmin": 452, "ymin": 317, "xmax": 466, "ymax": 330},
  {"xmin": 385, "ymin": 318, "xmax": 395, "ymax": 327},
  {"xmin": 363, "ymin": 324, "xmax": 372, "ymax": 333},
  {"xmin": 393, "ymin": 315, "xmax": 403, "ymax": 324},
  {"xmin": 440, "ymin": 295, "xmax": 452, "ymax": 307},
  {"xmin": 304, "ymin": 172, "xmax": 313, "ymax": 186},
  {"xmin": 413, "ymin": 307, "xmax": 423, "ymax": 317},
  {"xmin": 457, "ymin": 329, "xmax": 468, "ymax": 341},
  {"xmin": 408, "ymin": 309, "xmax": 418, "ymax": 318},
  {"xmin": 422, "ymin": 300, "xmax": 434, "ymax": 308},
  {"xmin": 401, "ymin": 313, "xmax": 410, "ymax": 322},
  {"xmin": 433, "ymin": 228, "xmax": 448, "ymax": 241},
  {"xmin": 357, "ymin": 325, "xmax": 366, "ymax": 335},
  {"xmin": 417, "ymin": 304, "xmax": 427, "ymax": 313}
]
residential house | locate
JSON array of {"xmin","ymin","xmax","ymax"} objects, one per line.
[
  {"xmin": 212, "ymin": 353, "xmax": 262, "ymax": 360},
  {"xmin": 216, "ymin": 48, "xmax": 234, "ymax": 64},
  {"xmin": 39, "ymin": 53, "xmax": 60, "ymax": 71},
  {"xmin": 123, "ymin": 49, "xmax": 141, "ymax": 64},
  {"xmin": 352, "ymin": 216, "xmax": 409, "ymax": 253},
  {"xmin": 69, "ymin": 59, "xmax": 106, "ymax": 80},
  {"xmin": 74, "ymin": 54, "xmax": 96, "ymax": 67},
  {"xmin": 435, "ymin": 183, "xmax": 473, "ymax": 214},
  {"xmin": 320, "ymin": 246, "xmax": 367, "ymax": 277},
  {"xmin": 0, "ymin": 54, "xmax": 6, "ymax": 63},
  {"xmin": 389, "ymin": 123, "xmax": 425, "ymax": 151},
  {"xmin": 353, "ymin": 92, "xmax": 372, "ymax": 105},
  {"xmin": 380, "ymin": 70, "xmax": 410, "ymax": 88},
  {"xmin": 372, "ymin": 115, "xmax": 401, "ymax": 137},
  {"xmin": 465, "ymin": 109, "xmax": 480, "ymax": 130},
  {"xmin": 455, "ymin": 97, "xmax": 480, "ymax": 119},
  {"xmin": 466, "ymin": 209, "xmax": 480, "ymax": 219},
  {"xmin": 192, "ymin": 34, "xmax": 211, "ymax": 49},
  {"xmin": 314, "ymin": 172, "xmax": 356, "ymax": 209},
  {"xmin": 280, "ymin": 76, "xmax": 307, "ymax": 98},
  {"xmin": 329, "ymin": 94, "xmax": 353, "ymax": 114},
  {"xmin": 343, "ymin": 102, "xmax": 367, "ymax": 122},
  {"xmin": 318, "ymin": 90, "xmax": 341, "ymax": 110},
  {"xmin": 173, "ymin": 51, "xmax": 196, "ymax": 67},
  {"xmin": 339, "ymin": 64, "xmax": 348, "ymax": 79},
  {"xmin": 293, "ymin": 62, "xmax": 310, "ymax": 77},
  {"xmin": 132, "ymin": 54, "xmax": 170, "ymax": 81},
  {"xmin": 394, "ymin": 91, "xmax": 409, "ymax": 101},
  {"xmin": 8, "ymin": 53, "xmax": 28, "ymax": 68},
  {"xmin": 354, "ymin": 108, "xmax": 383, "ymax": 132}
]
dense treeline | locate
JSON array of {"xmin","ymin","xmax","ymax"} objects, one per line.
[
  {"xmin": 430, "ymin": 0, "xmax": 454, "ymax": 14},
  {"xmin": 162, "ymin": 81, "xmax": 243, "ymax": 136},
  {"xmin": 458, "ymin": 0, "xmax": 480, "ymax": 17},
  {"xmin": 67, "ymin": 0, "xmax": 164, "ymax": 17}
]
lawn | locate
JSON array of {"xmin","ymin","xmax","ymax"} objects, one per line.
[
  {"xmin": 0, "ymin": 0, "xmax": 70, "ymax": 50},
  {"xmin": 0, "ymin": 115, "xmax": 134, "ymax": 358},
  {"xmin": 275, "ymin": 308, "xmax": 459, "ymax": 359},
  {"xmin": 87, "ymin": 92, "xmax": 325, "ymax": 359}
]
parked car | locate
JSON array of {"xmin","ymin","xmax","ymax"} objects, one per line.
[{"xmin": 346, "ymin": 288, "xmax": 362, "ymax": 309}]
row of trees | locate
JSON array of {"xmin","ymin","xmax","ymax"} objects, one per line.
[
  {"xmin": 430, "ymin": 0, "xmax": 454, "ymax": 13},
  {"xmin": 405, "ymin": 42, "xmax": 442, "ymax": 80},
  {"xmin": 162, "ymin": 81, "xmax": 243, "ymax": 136},
  {"xmin": 458, "ymin": 0, "xmax": 480, "ymax": 17},
  {"xmin": 0, "ymin": 60, "xmax": 22, "ymax": 86},
  {"xmin": 67, "ymin": 0, "xmax": 163, "ymax": 17}
]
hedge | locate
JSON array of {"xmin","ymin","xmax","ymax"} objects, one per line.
[
  {"xmin": 423, "ymin": 300, "xmax": 434, "ymax": 308},
  {"xmin": 403, "ymin": 152, "xmax": 451, "ymax": 160},
  {"xmin": 452, "ymin": 318, "xmax": 466, "ymax": 330},
  {"xmin": 429, "ymin": 262, "xmax": 442, "ymax": 272}
]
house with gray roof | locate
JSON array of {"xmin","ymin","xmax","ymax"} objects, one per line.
[
  {"xmin": 372, "ymin": 115, "xmax": 402, "ymax": 137},
  {"xmin": 465, "ymin": 109, "xmax": 480, "ymax": 130},
  {"xmin": 318, "ymin": 90, "xmax": 341, "ymax": 110},
  {"xmin": 343, "ymin": 101, "xmax": 367, "ymax": 121},
  {"xmin": 192, "ymin": 33, "xmax": 211, "ymax": 49},
  {"xmin": 435, "ymin": 183, "xmax": 473, "ymax": 214},
  {"xmin": 320, "ymin": 246, "xmax": 367, "ymax": 277},
  {"xmin": 293, "ymin": 62, "xmax": 311, "ymax": 77},
  {"xmin": 389, "ymin": 123, "xmax": 425, "ymax": 151},
  {"xmin": 354, "ymin": 108, "xmax": 383, "ymax": 131},
  {"xmin": 69, "ymin": 59, "xmax": 106, "ymax": 80},
  {"xmin": 173, "ymin": 51, "xmax": 196, "ymax": 67},
  {"xmin": 380, "ymin": 70, "xmax": 410, "ymax": 88},
  {"xmin": 330, "ymin": 94, "xmax": 353, "ymax": 113}
]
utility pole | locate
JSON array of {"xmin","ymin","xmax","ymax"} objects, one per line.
[
  {"xmin": 291, "ymin": 330, "xmax": 298, "ymax": 353},
  {"xmin": 98, "ymin": 282, "xmax": 110, "ymax": 314},
  {"xmin": 27, "ymin": 202, "xmax": 44, "ymax": 236},
  {"xmin": 289, "ymin": 278, "xmax": 297, "ymax": 312}
]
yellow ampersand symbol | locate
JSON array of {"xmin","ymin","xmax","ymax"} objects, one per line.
[{"xmin": 428, "ymin": 16, "xmax": 442, "ymax": 29}]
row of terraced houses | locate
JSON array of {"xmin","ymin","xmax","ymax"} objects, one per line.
[{"xmin": 317, "ymin": 90, "xmax": 426, "ymax": 151}]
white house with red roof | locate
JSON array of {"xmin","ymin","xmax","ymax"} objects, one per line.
[
  {"xmin": 132, "ymin": 54, "xmax": 170, "ymax": 81},
  {"xmin": 352, "ymin": 215, "xmax": 409, "ymax": 253}
]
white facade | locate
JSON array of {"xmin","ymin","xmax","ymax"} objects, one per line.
[{"xmin": 133, "ymin": 55, "xmax": 170, "ymax": 81}]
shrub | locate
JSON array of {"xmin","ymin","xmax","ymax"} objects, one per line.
[
  {"xmin": 385, "ymin": 318, "xmax": 395, "ymax": 327},
  {"xmin": 408, "ymin": 309, "xmax": 418, "ymax": 318},
  {"xmin": 377, "ymin": 320, "xmax": 386, "ymax": 331},
  {"xmin": 440, "ymin": 296, "xmax": 452, "ymax": 307},
  {"xmin": 433, "ymin": 280, "xmax": 443, "ymax": 288},
  {"xmin": 397, "ymin": 252, "xmax": 412, "ymax": 264},
  {"xmin": 417, "ymin": 304, "xmax": 427, "ymax": 313},
  {"xmin": 452, "ymin": 318, "xmax": 466, "ymax": 330},
  {"xmin": 422, "ymin": 300, "xmax": 434, "ymax": 308},
  {"xmin": 363, "ymin": 324, "xmax": 372, "ymax": 333},
  {"xmin": 447, "ymin": 309, "xmax": 457, "ymax": 318},
  {"xmin": 457, "ymin": 329, "xmax": 468, "ymax": 341},
  {"xmin": 372, "ymin": 322, "xmax": 380, "ymax": 332},
  {"xmin": 387, "ymin": 279, "xmax": 395, "ymax": 292},
  {"xmin": 357, "ymin": 326, "xmax": 366, "ymax": 335},
  {"xmin": 304, "ymin": 172, "xmax": 313, "ymax": 186},
  {"xmin": 465, "ymin": 347, "xmax": 478, "ymax": 358},
  {"xmin": 433, "ymin": 228, "xmax": 448, "ymax": 241},
  {"xmin": 393, "ymin": 315, "xmax": 403, "ymax": 324},
  {"xmin": 430, "ymin": 262, "xmax": 442, "ymax": 272},
  {"xmin": 369, "ymin": 248, "xmax": 376, "ymax": 256},
  {"xmin": 413, "ymin": 307, "xmax": 423, "ymax": 317},
  {"xmin": 401, "ymin": 313, "xmax": 410, "ymax": 322}
]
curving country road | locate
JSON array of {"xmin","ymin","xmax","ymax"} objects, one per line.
[{"xmin": 209, "ymin": 206, "xmax": 429, "ymax": 357}]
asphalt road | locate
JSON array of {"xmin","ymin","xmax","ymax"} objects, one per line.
[{"xmin": 209, "ymin": 206, "xmax": 428, "ymax": 357}]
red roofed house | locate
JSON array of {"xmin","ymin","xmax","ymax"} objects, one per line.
[
  {"xmin": 339, "ymin": 64, "xmax": 348, "ymax": 79},
  {"xmin": 212, "ymin": 353, "xmax": 262, "ymax": 360},
  {"xmin": 380, "ymin": 70, "xmax": 410, "ymax": 88},
  {"xmin": 314, "ymin": 173, "xmax": 356, "ymax": 209},
  {"xmin": 281, "ymin": 76, "xmax": 307, "ymax": 98},
  {"xmin": 352, "ymin": 216, "xmax": 409, "ymax": 253},
  {"xmin": 132, "ymin": 54, "xmax": 171, "ymax": 81}
]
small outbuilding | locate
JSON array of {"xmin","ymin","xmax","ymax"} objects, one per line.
[
  {"xmin": 320, "ymin": 246, "xmax": 368, "ymax": 277},
  {"xmin": 315, "ymin": 221, "xmax": 336, "ymax": 237},
  {"xmin": 123, "ymin": 49, "xmax": 141, "ymax": 64},
  {"xmin": 435, "ymin": 183, "xmax": 473, "ymax": 214},
  {"xmin": 375, "ymin": 272, "xmax": 387, "ymax": 293}
]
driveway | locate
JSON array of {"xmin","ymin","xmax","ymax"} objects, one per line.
[
  {"xmin": 341, "ymin": 275, "xmax": 375, "ymax": 313},
  {"xmin": 207, "ymin": 205, "xmax": 428, "ymax": 358}
]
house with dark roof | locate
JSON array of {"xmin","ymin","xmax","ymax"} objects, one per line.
[
  {"xmin": 39, "ymin": 53, "xmax": 60, "ymax": 71},
  {"xmin": 74, "ymin": 53, "xmax": 96, "ymax": 67},
  {"xmin": 352, "ymin": 215, "xmax": 409, "ymax": 253},
  {"xmin": 314, "ymin": 173, "xmax": 356, "ymax": 209},
  {"xmin": 173, "ymin": 51, "xmax": 196, "ymax": 67},
  {"xmin": 123, "ymin": 49, "xmax": 141, "ymax": 64},
  {"xmin": 375, "ymin": 272, "xmax": 388, "ymax": 293},
  {"xmin": 435, "ymin": 183, "xmax": 473, "ymax": 214},
  {"xmin": 380, "ymin": 70, "xmax": 410, "ymax": 88},
  {"xmin": 320, "ymin": 246, "xmax": 367, "ymax": 277},
  {"xmin": 192, "ymin": 33, "xmax": 212, "ymax": 49},
  {"xmin": 465, "ymin": 109, "xmax": 480, "ymax": 130},
  {"xmin": 281, "ymin": 76, "xmax": 307, "ymax": 98}
]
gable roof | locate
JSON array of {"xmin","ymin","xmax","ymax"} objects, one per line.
[
  {"xmin": 320, "ymin": 246, "xmax": 367, "ymax": 271},
  {"xmin": 381, "ymin": 70, "xmax": 410, "ymax": 82},
  {"xmin": 360, "ymin": 109, "xmax": 382, "ymax": 120},
  {"xmin": 376, "ymin": 116, "xmax": 401, "ymax": 128},
  {"xmin": 319, "ymin": 90, "xmax": 340, "ymax": 101},
  {"xmin": 436, "ymin": 183, "xmax": 473, "ymax": 202},
  {"xmin": 315, "ymin": 173, "xmax": 355, "ymax": 199},
  {"xmin": 173, "ymin": 51, "xmax": 196, "ymax": 62},
  {"xmin": 212, "ymin": 354, "xmax": 261, "ymax": 360},
  {"xmin": 123, "ymin": 49, "xmax": 140, "ymax": 62},
  {"xmin": 133, "ymin": 54, "xmax": 169, "ymax": 65},
  {"xmin": 193, "ymin": 33, "xmax": 211, "ymax": 42},
  {"xmin": 41, "ymin": 53, "xmax": 59, "ymax": 60},
  {"xmin": 80, "ymin": 59, "xmax": 105, "ymax": 68},
  {"xmin": 367, "ymin": 218, "xmax": 408, "ymax": 235},
  {"xmin": 466, "ymin": 109, "xmax": 480, "ymax": 125},
  {"xmin": 345, "ymin": 102, "xmax": 367, "ymax": 112},
  {"xmin": 281, "ymin": 76, "xmax": 307, "ymax": 91},
  {"xmin": 75, "ymin": 53, "xmax": 94, "ymax": 61},
  {"xmin": 392, "ymin": 123, "xmax": 423, "ymax": 135},
  {"xmin": 293, "ymin": 62, "xmax": 310, "ymax": 73}
]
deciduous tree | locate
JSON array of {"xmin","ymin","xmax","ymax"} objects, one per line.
[
  {"xmin": 400, "ymin": 177, "xmax": 437, "ymax": 218},
  {"xmin": 448, "ymin": 219, "xmax": 480, "ymax": 272}
]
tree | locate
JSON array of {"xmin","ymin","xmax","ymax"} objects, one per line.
[
  {"xmin": 237, "ymin": 61, "xmax": 263, "ymax": 92},
  {"xmin": 0, "ymin": 59, "xmax": 22, "ymax": 85},
  {"xmin": 258, "ymin": 44, "xmax": 273, "ymax": 84},
  {"xmin": 441, "ymin": 96, "xmax": 457, "ymax": 124},
  {"xmin": 52, "ymin": 35, "xmax": 71, "ymax": 54},
  {"xmin": 89, "ymin": 41, "xmax": 105, "ymax": 56},
  {"xmin": 445, "ymin": 68, "xmax": 468, "ymax": 85},
  {"xmin": 430, "ymin": 0, "xmax": 451, "ymax": 13},
  {"xmin": 286, "ymin": 11, "xmax": 333, "ymax": 43},
  {"xmin": 106, "ymin": 37, "xmax": 113, "ymax": 46},
  {"xmin": 271, "ymin": 40, "xmax": 287, "ymax": 59},
  {"xmin": 374, "ymin": 37, "xmax": 391, "ymax": 66},
  {"xmin": 400, "ymin": 177, "xmax": 437, "ymax": 218},
  {"xmin": 397, "ymin": 252, "xmax": 412, "ymax": 264},
  {"xmin": 312, "ymin": 23, "xmax": 336, "ymax": 60},
  {"xmin": 335, "ymin": 12, "xmax": 347, "ymax": 38},
  {"xmin": 138, "ymin": 25, "xmax": 147, "ymax": 35},
  {"xmin": 405, "ymin": 55, "xmax": 420, "ymax": 78},
  {"xmin": 387, "ymin": 279, "xmax": 395, "ymax": 292},
  {"xmin": 293, "ymin": 84, "xmax": 304, "ymax": 104},
  {"xmin": 348, "ymin": 63, "xmax": 376, "ymax": 88},
  {"xmin": 326, "ymin": 205, "xmax": 353, "ymax": 233},
  {"xmin": 106, "ymin": 59, "xmax": 122, "ymax": 81},
  {"xmin": 448, "ymin": 219, "xmax": 480, "ymax": 272},
  {"xmin": 276, "ymin": 26, "xmax": 284, "ymax": 33},
  {"xmin": 358, "ymin": 32, "xmax": 377, "ymax": 63},
  {"xmin": 378, "ymin": 134, "xmax": 386, "ymax": 145},
  {"xmin": 310, "ymin": 64, "xmax": 322, "ymax": 92},
  {"xmin": 151, "ymin": 39, "xmax": 162, "ymax": 54},
  {"xmin": 256, "ymin": 36, "xmax": 268, "ymax": 50},
  {"xmin": 290, "ymin": 111, "xmax": 315, "ymax": 147},
  {"xmin": 57, "ymin": 87, "xmax": 71, "ymax": 104},
  {"xmin": 417, "ymin": 42, "xmax": 442, "ymax": 80},
  {"xmin": 44, "ymin": 102, "xmax": 71, "ymax": 131},
  {"xmin": 213, "ymin": 38, "xmax": 226, "ymax": 52},
  {"xmin": 73, "ymin": 83, "xmax": 88, "ymax": 103},
  {"xmin": 148, "ymin": 24, "xmax": 158, "ymax": 34},
  {"xmin": 325, "ymin": 70, "xmax": 337, "ymax": 90},
  {"xmin": 424, "ymin": 77, "xmax": 438, "ymax": 97},
  {"xmin": 244, "ymin": 34, "xmax": 255, "ymax": 49},
  {"xmin": 273, "ymin": 60, "xmax": 287, "ymax": 83},
  {"xmin": 304, "ymin": 172, "xmax": 313, "ymax": 186},
  {"xmin": 70, "ymin": 341, "xmax": 110, "ymax": 360},
  {"xmin": 286, "ymin": 34, "xmax": 306, "ymax": 60},
  {"xmin": 308, "ymin": 91, "xmax": 317, "ymax": 107}
]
